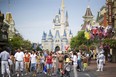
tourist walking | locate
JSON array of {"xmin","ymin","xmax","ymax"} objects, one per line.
[
  {"xmin": 52, "ymin": 52, "xmax": 57, "ymax": 75},
  {"xmin": 14, "ymin": 49, "xmax": 24, "ymax": 76},
  {"xmin": 72, "ymin": 52, "xmax": 78, "ymax": 77},
  {"xmin": 36, "ymin": 52, "xmax": 41, "ymax": 74},
  {"xmin": 0, "ymin": 47, "xmax": 11, "ymax": 77},
  {"xmin": 64, "ymin": 57, "xmax": 71, "ymax": 77},
  {"xmin": 82, "ymin": 55, "xmax": 88, "ymax": 71},
  {"xmin": 58, "ymin": 51, "xmax": 64, "ymax": 73},
  {"xmin": 77, "ymin": 50, "xmax": 82, "ymax": 71},
  {"xmin": 46, "ymin": 52, "xmax": 53, "ymax": 76},
  {"xmin": 24, "ymin": 50, "xmax": 30, "ymax": 75},
  {"xmin": 30, "ymin": 51, "xmax": 37, "ymax": 76},
  {"xmin": 40, "ymin": 52, "xmax": 45, "ymax": 73}
]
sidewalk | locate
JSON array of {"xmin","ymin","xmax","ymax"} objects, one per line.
[{"xmin": 88, "ymin": 60, "xmax": 116, "ymax": 77}]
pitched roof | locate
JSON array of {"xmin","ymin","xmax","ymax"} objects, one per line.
[
  {"xmin": 55, "ymin": 30, "xmax": 60, "ymax": 38},
  {"xmin": 84, "ymin": 6, "xmax": 93, "ymax": 17},
  {"xmin": 48, "ymin": 30, "xmax": 53, "ymax": 37},
  {"xmin": 42, "ymin": 31, "xmax": 46, "ymax": 40},
  {"xmin": 63, "ymin": 30, "xmax": 67, "ymax": 36}
]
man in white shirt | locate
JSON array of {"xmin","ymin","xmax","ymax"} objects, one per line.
[{"xmin": 14, "ymin": 49, "xmax": 24, "ymax": 76}]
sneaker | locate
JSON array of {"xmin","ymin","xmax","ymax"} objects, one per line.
[
  {"xmin": 101, "ymin": 69, "xmax": 103, "ymax": 71},
  {"xmin": 96, "ymin": 70, "xmax": 100, "ymax": 71},
  {"xmin": 25, "ymin": 73, "xmax": 27, "ymax": 75},
  {"xmin": 33, "ymin": 73, "xmax": 36, "ymax": 77},
  {"xmin": 21, "ymin": 73, "xmax": 23, "ymax": 76},
  {"xmin": 17, "ymin": 74, "xmax": 19, "ymax": 77}
]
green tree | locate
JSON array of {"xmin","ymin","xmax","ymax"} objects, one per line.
[
  {"xmin": 22, "ymin": 40, "xmax": 32, "ymax": 50},
  {"xmin": 36, "ymin": 45, "xmax": 42, "ymax": 51},
  {"xmin": 70, "ymin": 30, "xmax": 87, "ymax": 51},
  {"xmin": 9, "ymin": 33, "xmax": 32, "ymax": 51}
]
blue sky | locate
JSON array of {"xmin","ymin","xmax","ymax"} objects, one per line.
[{"xmin": 0, "ymin": 0, "xmax": 106, "ymax": 43}]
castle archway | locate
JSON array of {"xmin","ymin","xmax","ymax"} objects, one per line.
[{"xmin": 55, "ymin": 46, "xmax": 60, "ymax": 52}]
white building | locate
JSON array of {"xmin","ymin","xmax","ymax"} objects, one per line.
[{"xmin": 41, "ymin": 0, "xmax": 73, "ymax": 52}]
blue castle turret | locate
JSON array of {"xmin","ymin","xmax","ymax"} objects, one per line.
[{"xmin": 42, "ymin": 31, "xmax": 46, "ymax": 40}]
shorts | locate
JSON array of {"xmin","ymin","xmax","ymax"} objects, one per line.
[
  {"xmin": 83, "ymin": 63, "xmax": 88, "ymax": 68},
  {"xmin": 25, "ymin": 62, "xmax": 30, "ymax": 70},
  {"xmin": 58, "ymin": 62, "xmax": 63, "ymax": 69},
  {"xmin": 31, "ymin": 63, "xmax": 36, "ymax": 71},
  {"xmin": 46, "ymin": 64, "xmax": 52, "ymax": 69}
]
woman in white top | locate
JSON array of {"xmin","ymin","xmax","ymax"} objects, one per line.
[
  {"xmin": 30, "ymin": 51, "xmax": 37, "ymax": 76},
  {"xmin": 72, "ymin": 52, "xmax": 78, "ymax": 77}
]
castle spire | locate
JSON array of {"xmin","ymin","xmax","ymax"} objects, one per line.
[
  {"xmin": 42, "ymin": 31, "xmax": 46, "ymax": 40},
  {"xmin": 61, "ymin": 0, "xmax": 65, "ymax": 25},
  {"xmin": 65, "ymin": 11, "xmax": 69, "ymax": 27},
  {"xmin": 63, "ymin": 30, "xmax": 67, "ymax": 36},
  {"xmin": 48, "ymin": 30, "xmax": 53, "ymax": 37},
  {"xmin": 84, "ymin": 5, "xmax": 93, "ymax": 17},
  {"xmin": 66, "ymin": 11, "xmax": 68, "ymax": 19},
  {"xmin": 59, "ymin": 8, "xmax": 61, "ymax": 15}
]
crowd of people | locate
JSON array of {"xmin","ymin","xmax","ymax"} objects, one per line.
[{"xmin": 0, "ymin": 46, "xmax": 106, "ymax": 77}]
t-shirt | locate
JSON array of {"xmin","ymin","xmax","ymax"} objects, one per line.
[
  {"xmin": 30, "ymin": 54, "xmax": 37, "ymax": 63},
  {"xmin": 0, "ymin": 51, "xmax": 10, "ymax": 61},
  {"xmin": 73, "ymin": 55, "xmax": 77, "ymax": 65},
  {"xmin": 46, "ymin": 56, "xmax": 52, "ymax": 64},
  {"xmin": 14, "ymin": 52, "xmax": 24, "ymax": 61},
  {"xmin": 36, "ymin": 56, "xmax": 41, "ymax": 63},
  {"xmin": 24, "ymin": 53, "xmax": 30, "ymax": 62},
  {"xmin": 77, "ymin": 52, "xmax": 81, "ymax": 60}
]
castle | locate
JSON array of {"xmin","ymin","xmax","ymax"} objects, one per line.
[{"xmin": 41, "ymin": 0, "xmax": 73, "ymax": 52}]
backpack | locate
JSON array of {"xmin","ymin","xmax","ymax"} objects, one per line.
[{"xmin": 58, "ymin": 55, "xmax": 63, "ymax": 62}]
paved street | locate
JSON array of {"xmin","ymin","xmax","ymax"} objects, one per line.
[{"xmin": 0, "ymin": 60, "xmax": 116, "ymax": 77}]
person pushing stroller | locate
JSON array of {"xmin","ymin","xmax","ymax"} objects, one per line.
[{"xmin": 63, "ymin": 58, "xmax": 71, "ymax": 77}]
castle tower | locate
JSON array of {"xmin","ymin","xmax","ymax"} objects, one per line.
[
  {"xmin": 81, "ymin": 5, "xmax": 94, "ymax": 30},
  {"xmin": 83, "ymin": 5, "xmax": 94, "ymax": 23},
  {"xmin": 47, "ymin": 30, "xmax": 53, "ymax": 51},
  {"xmin": 41, "ymin": 31, "xmax": 47, "ymax": 50},
  {"xmin": 60, "ymin": 0, "xmax": 65, "ymax": 36},
  {"xmin": 41, "ymin": 0, "xmax": 72, "ymax": 52},
  {"xmin": 65, "ymin": 11, "xmax": 69, "ymax": 27},
  {"xmin": 62, "ymin": 30, "xmax": 68, "ymax": 51}
]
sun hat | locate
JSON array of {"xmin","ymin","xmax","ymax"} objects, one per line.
[
  {"xmin": 58, "ymin": 51, "xmax": 62, "ymax": 54},
  {"xmin": 65, "ymin": 58, "xmax": 71, "ymax": 63}
]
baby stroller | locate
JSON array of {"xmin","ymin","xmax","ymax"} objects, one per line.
[{"xmin": 63, "ymin": 58, "xmax": 71, "ymax": 77}]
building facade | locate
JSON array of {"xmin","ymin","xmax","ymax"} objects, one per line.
[
  {"xmin": 4, "ymin": 12, "xmax": 15, "ymax": 39},
  {"xmin": 41, "ymin": 0, "xmax": 73, "ymax": 52},
  {"xmin": 0, "ymin": 11, "xmax": 9, "ymax": 52}
]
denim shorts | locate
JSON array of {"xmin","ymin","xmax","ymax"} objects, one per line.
[
  {"xmin": 31, "ymin": 63, "xmax": 36, "ymax": 71},
  {"xmin": 46, "ymin": 64, "xmax": 52, "ymax": 69}
]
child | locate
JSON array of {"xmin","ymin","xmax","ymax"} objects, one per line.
[
  {"xmin": 64, "ymin": 58, "xmax": 71, "ymax": 77},
  {"xmin": 83, "ymin": 55, "xmax": 88, "ymax": 71}
]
